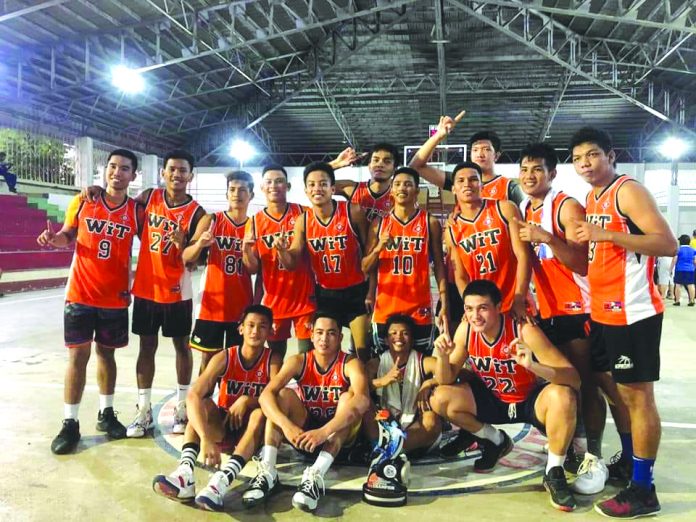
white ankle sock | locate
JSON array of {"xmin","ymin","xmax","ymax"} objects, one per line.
[
  {"xmin": 99, "ymin": 394, "xmax": 114, "ymax": 412},
  {"xmin": 138, "ymin": 388, "xmax": 152, "ymax": 410},
  {"xmin": 311, "ymin": 451, "xmax": 334, "ymax": 476},
  {"xmin": 474, "ymin": 424, "xmax": 503, "ymax": 445},
  {"xmin": 261, "ymin": 445, "xmax": 278, "ymax": 469},
  {"xmin": 546, "ymin": 451, "xmax": 566, "ymax": 473},
  {"xmin": 177, "ymin": 384, "xmax": 190, "ymax": 403},
  {"xmin": 64, "ymin": 403, "xmax": 80, "ymax": 420}
]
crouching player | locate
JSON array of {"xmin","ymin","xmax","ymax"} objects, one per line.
[
  {"xmin": 365, "ymin": 314, "xmax": 441, "ymax": 454},
  {"xmin": 243, "ymin": 312, "xmax": 370, "ymax": 512},
  {"xmin": 152, "ymin": 305, "xmax": 281, "ymax": 511},
  {"xmin": 431, "ymin": 280, "xmax": 581, "ymax": 511}
]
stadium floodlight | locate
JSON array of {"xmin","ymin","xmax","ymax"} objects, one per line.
[
  {"xmin": 111, "ymin": 65, "xmax": 146, "ymax": 94},
  {"xmin": 658, "ymin": 136, "xmax": 689, "ymax": 161},
  {"xmin": 230, "ymin": 139, "xmax": 256, "ymax": 165}
]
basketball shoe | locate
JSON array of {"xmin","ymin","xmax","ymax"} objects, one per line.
[
  {"xmin": 152, "ymin": 465, "xmax": 195, "ymax": 502},
  {"xmin": 126, "ymin": 405, "xmax": 153, "ymax": 438},
  {"xmin": 242, "ymin": 457, "xmax": 281, "ymax": 508},
  {"xmin": 571, "ymin": 452, "xmax": 609, "ymax": 495},
  {"xmin": 292, "ymin": 467, "xmax": 325, "ymax": 512},
  {"xmin": 96, "ymin": 407, "xmax": 127, "ymax": 439},
  {"xmin": 172, "ymin": 401, "xmax": 187, "ymax": 434},
  {"xmin": 51, "ymin": 419, "xmax": 80, "ymax": 454},
  {"xmin": 595, "ymin": 482, "xmax": 660, "ymax": 518},
  {"xmin": 195, "ymin": 471, "xmax": 229, "ymax": 511}
]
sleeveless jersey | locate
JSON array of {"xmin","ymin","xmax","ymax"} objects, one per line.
[
  {"xmin": 197, "ymin": 212, "xmax": 253, "ymax": 322},
  {"xmin": 252, "ymin": 203, "xmax": 315, "ymax": 319},
  {"xmin": 305, "ymin": 201, "xmax": 365, "ymax": 290},
  {"xmin": 297, "ymin": 350, "xmax": 351, "ymax": 424},
  {"xmin": 481, "ymin": 175, "xmax": 513, "ymax": 201},
  {"xmin": 64, "ymin": 194, "xmax": 139, "ymax": 308},
  {"xmin": 449, "ymin": 199, "xmax": 517, "ymax": 312},
  {"xmin": 217, "ymin": 345, "xmax": 273, "ymax": 410},
  {"xmin": 585, "ymin": 175, "xmax": 663, "ymax": 325},
  {"xmin": 467, "ymin": 315, "xmax": 539, "ymax": 403},
  {"xmin": 131, "ymin": 188, "xmax": 202, "ymax": 303},
  {"xmin": 373, "ymin": 209, "xmax": 433, "ymax": 325},
  {"xmin": 524, "ymin": 192, "xmax": 590, "ymax": 318},
  {"xmin": 350, "ymin": 181, "xmax": 393, "ymax": 222}
]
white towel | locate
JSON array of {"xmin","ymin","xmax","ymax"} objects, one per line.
[
  {"xmin": 519, "ymin": 188, "xmax": 559, "ymax": 260},
  {"xmin": 376, "ymin": 350, "xmax": 422, "ymax": 429}
]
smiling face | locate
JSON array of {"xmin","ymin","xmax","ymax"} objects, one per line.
[
  {"xmin": 238, "ymin": 312, "xmax": 271, "ymax": 349},
  {"xmin": 463, "ymin": 294, "xmax": 501, "ymax": 336},
  {"xmin": 261, "ymin": 169, "xmax": 289, "ymax": 205},
  {"xmin": 387, "ymin": 322, "xmax": 413, "ymax": 355},
  {"xmin": 105, "ymin": 155, "xmax": 136, "ymax": 191},
  {"xmin": 369, "ymin": 149, "xmax": 396, "ymax": 182},
  {"xmin": 390, "ymin": 173, "xmax": 418, "ymax": 206},
  {"xmin": 519, "ymin": 156, "xmax": 555, "ymax": 199},
  {"xmin": 571, "ymin": 142, "xmax": 615, "ymax": 187},
  {"xmin": 304, "ymin": 170, "xmax": 335, "ymax": 208},
  {"xmin": 452, "ymin": 167, "xmax": 482, "ymax": 205},
  {"xmin": 311, "ymin": 317, "xmax": 343, "ymax": 357},
  {"xmin": 162, "ymin": 158, "xmax": 193, "ymax": 193}
]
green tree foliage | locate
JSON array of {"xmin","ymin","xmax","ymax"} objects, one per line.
[{"xmin": 0, "ymin": 128, "xmax": 75, "ymax": 185}]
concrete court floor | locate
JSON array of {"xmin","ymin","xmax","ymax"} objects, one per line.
[{"xmin": 1, "ymin": 287, "xmax": 695, "ymax": 522}]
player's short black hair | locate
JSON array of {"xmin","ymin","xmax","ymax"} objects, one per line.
[
  {"xmin": 107, "ymin": 149, "xmax": 138, "ymax": 172},
  {"xmin": 470, "ymin": 131, "xmax": 501, "ymax": 152},
  {"xmin": 385, "ymin": 314, "xmax": 416, "ymax": 336},
  {"xmin": 393, "ymin": 166, "xmax": 419, "ymax": 186},
  {"xmin": 303, "ymin": 162, "xmax": 335, "ymax": 185},
  {"xmin": 520, "ymin": 142, "xmax": 558, "ymax": 171},
  {"xmin": 463, "ymin": 279, "xmax": 502, "ymax": 306},
  {"xmin": 452, "ymin": 161, "xmax": 483, "ymax": 178},
  {"xmin": 163, "ymin": 149, "xmax": 195, "ymax": 171},
  {"xmin": 679, "ymin": 234, "xmax": 691, "ymax": 246},
  {"xmin": 370, "ymin": 143, "xmax": 400, "ymax": 166},
  {"xmin": 261, "ymin": 164, "xmax": 288, "ymax": 180},
  {"xmin": 240, "ymin": 304, "xmax": 273, "ymax": 325},
  {"xmin": 311, "ymin": 311, "xmax": 342, "ymax": 330},
  {"xmin": 226, "ymin": 170, "xmax": 254, "ymax": 192},
  {"xmin": 569, "ymin": 127, "xmax": 613, "ymax": 154}
]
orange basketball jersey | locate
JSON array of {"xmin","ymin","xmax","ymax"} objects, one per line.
[
  {"xmin": 350, "ymin": 181, "xmax": 393, "ymax": 222},
  {"xmin": 217, "ymin": 345, "xmax": 273, "ymax": 410},
  {"xmin": 481, "ymin": 175, "xmax": 514, "ymax": 201},
  {"xmin": 524, "ymin": 192, "xmax": 590, "ymax": 319},
  {"xmin": 251, "ymin": 203, "xmax": 315, "ymax": 320},
  {"xmin": 585, "ymin": 175, "xmax": 663, "ymax": 325},
  {"xmin": 467, "ymin": 315, "xmax": 539, "ymax": 404},
  {"xmin": 297, "ymin": 350, "xmax": 351, "ymax": 424},
  {"xmin": 373, "ymin": 209, "xmax": 433, "ymax": 325},
  {"xmin": 64, "ymin": 194, "xmax": 140, "ymax": 308},
  {"xmin": 449, "ymin": 199, "xmax": 517, "ymax": 312},
  {"xmin": 131, "ymin": 188, "xmax": 202, "ymax": 303},
  {"xmin": 197, "ymin": 212, "xmax": 253, "ymax": 323},
  {"xmin": 305, "ymin": 201, "xmax": 365, "ymax": 290}
]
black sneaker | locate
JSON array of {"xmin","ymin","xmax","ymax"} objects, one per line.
[
  {"xmin": 474, "ymin": 430, "xmax": 513, "ymax": 472},
  {"xmin": 564, "ymin": 445, "xmax": 584, "ymax": 475},
  {"xmin": 51, "ymin": 419, "xmax": 81, "ymax": 455},
  {"xmin": 595, "ymin": 482, "xmax": 660, "ymax": 518},
  {"xmin": 242, "ymin": 458, "xmax": 281, "ymax": 508},
  {"xmin": 96, "ymin": 407, "xmax": 127, "ymax": 439},
  {"xmin": 607, "ymin": 451, "xmax": 632, "ymax": 485},
  {"xmin": 543, "ymin": 466, "xmax": 577, "ymax": 512},
  {"xmin": 439, "ymin": 430, "xmax": 478, "ymax": 458}
]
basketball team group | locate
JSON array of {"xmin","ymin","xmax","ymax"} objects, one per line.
[{"xmin": 37, "ymin": 111, "xmax": 677, "ymax": 518}]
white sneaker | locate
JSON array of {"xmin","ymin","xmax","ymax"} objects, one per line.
[
  {"xmin": 571, "ymin": 452, "xmax": 609, "ymax": 495},
  {"xmin": 172, "ymin": 400, "xmax": 187, "ymax": 434},
  {"xmin": 242, "ymin": 457, "xmax": 281, "ymax": 508},
  {"xmin": 126, "ymin": 405, "xmax": 153, "ymax": 438},
  {"xmin": 292, "ymin": 467, "xmax": 325, "ymax": 512},
  {"xmin": 195, "ymin": 471, "xmax": 229, "ymax": 511},
  {"xmin": 152, "ymin": 465, "xmax": 195, "ymax": 502}
]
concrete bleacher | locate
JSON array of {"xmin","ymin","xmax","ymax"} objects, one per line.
[{"xmin": 0, "ymin": 193, "xmax": 72, "ymax": 294}]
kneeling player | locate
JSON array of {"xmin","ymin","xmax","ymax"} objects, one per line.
[
  {"xmin": 152, "ymin": 305, "xmax": 281, "ymax": 511},
  {"xmin": 431, "ymin": 280, "xmax": 580, "ymax": 512},
  {"xmin": 365, "ymin": 314, "xmax": 441, "ymax": 454},
  {"xmin": 244, "ymin": 312, "xmax": 369, "ymax": 512}
]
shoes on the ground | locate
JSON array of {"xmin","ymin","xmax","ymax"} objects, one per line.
[
  {"xmin": 195, "ymin": 471, "xmax": 229, "ymax": 511},
  {"xmin": 594, "ymin": 482, "xmax": 661, "ymax": 518},
  {"xmin": 439, "ymin": 430, "xmax": 478, "ymax": 458},
  {"xmin": 474, "ymin": 430, "xmax": 513, "ymax": 472},
  {"xmin": 571, "ymin": 452, "xmax": 609, "ymax": 495},
  {"xmin": 543, "ymin": 465, "xmax": 577, "ymax": 512},
  {"xmin": 152, "ymin": 465, "xmax": 195, "ymax": 502},
  {"xmin": 172, "ymin": 400, "xmax": 187, "ymax": 435},
  {"xmin": 292, "ymin": 466, "xmax": 325, "ymax": 512},
  {"xmin": 242, "ymin": 457, "xmax": 281, "ymax": 508},
  {"xmin": 126, "ymin": 405, "xmax": 154, "ymax": 438},
  {"xmin": 51, "ymin": 419, "xmax": 80, "ymax": 454},
  {"xmin": 96, "ymin": 407, "xmax": 127, "ymax": 439},
  {"xmin": 607, "ymin": 451, "xmax": 633, "ymax": 485}
]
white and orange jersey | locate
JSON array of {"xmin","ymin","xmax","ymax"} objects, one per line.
[
  {"xmin": 467, "ymin": 315, "xmax": 539, "ymax": 404},
  {"xmin": 481, "ymin": 175, "xmax": 514, "ymax": 201},
  {"xmin": 350, "ymin": 181, "xmax": 393, "ymax": 222},
  {"xmin": 523, "ymin": 192, "xmax": 590, "ymax": 318},
  {"xmin": 449, "ymin": 199, "xmax": 517, "ymax": 312},
  {"xmin": 305, "ymin": 201, "xmax": 365, "ymax": 290},
  {"xmin": 197, "ymin": 212, "xmax": 253, "ymax": 323},
  {"xmin": 131, "ymin": 188, "xmax": 202, "ymax": 303},
  {"xmin": 217, "ymin": 345, "xmax": 273, "ymax": 410},
  {"xmin": 296, "ymin": 350, "xmax": 352, "ymax": 424},
  {"xmin": 251, "ymin": 203, "xmax": 315, "ymax": 319},
  {"xmin": 585, "ymin": 175, "xmax": 663, "ymax": 325},
  {"xmin": 64, "ymin": 194, "xmax": 140, "ymax": 308},
  {"xmin": 373, "ymin": 209, "xmax": 433, "ymax": 325}
]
